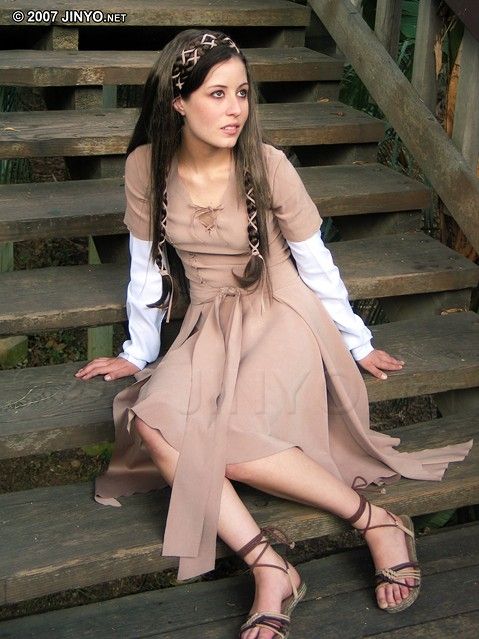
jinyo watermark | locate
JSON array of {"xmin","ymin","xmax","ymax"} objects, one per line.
[{"xmin": 11, "ymin": 10, "xmax": 127, "ymax": 24}]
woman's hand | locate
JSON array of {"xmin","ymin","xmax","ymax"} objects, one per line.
[
  {"xmin": 75, "ymin": 357, "xmax": 140, "ymax": 382},
  {"xmin": 357, "ymin": 349, "xmax": 404, "ymax": 380}
]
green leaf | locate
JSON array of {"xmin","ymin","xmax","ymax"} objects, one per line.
[{"xmin": 414, "ymin": 509, "xmax": 456, "ymax": 530}]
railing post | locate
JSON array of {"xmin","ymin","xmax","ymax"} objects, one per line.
[
  {"xmin": 375, "ymin": 0, "xmax": 402, "ymax": 60},
  {"xmin": 411, "ymin": 0, "xmax": 442, "ymax": 112}
]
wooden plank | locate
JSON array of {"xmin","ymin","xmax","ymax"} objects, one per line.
[
  {"xmin": 0, "ymin": 163, "xmax": 431, "ymax": 242},
  {"xmin": 0, "ymin": 47, "xmax": 343, "ymax": 86},
  {"xmin": 0, "ymin": 415, "xmax": 477, "ymax": 604},
  {"xmin": 0, "ymin": 310, "xmax": 478, "ymax": 458},
  {"xmin": 0, "ymin": 263, "xmax": 129, "ymax": 333},
  {"xmin": 0, "ymin": 233, "xmax": 477, "ymax": 334},
  {"xmin": 365, "ymin": 611, "xmax": 479, "ymax": 639},
  {"xmin": 0, "ymin": 0, "xmax": 309, "ymax": 27},
  {"xmin": 0, "ymin": 102, "xmax": 385, "ymax": 159},
  {"xmin": 328, "ymin": 232, "xmax": 479, "ymax": 299},
  {"xmin": 0, "ymin": 523, "xmax": 477, "ymax": 637}
]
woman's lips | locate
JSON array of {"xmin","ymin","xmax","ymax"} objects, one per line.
[{"xmin": 221, "ymin": 125, "xmax": 240, "ymax": 135}]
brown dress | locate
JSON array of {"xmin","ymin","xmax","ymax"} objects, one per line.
[{"xmin": 95, "ymin": 142, "xmax": 473, "ymax": 580}]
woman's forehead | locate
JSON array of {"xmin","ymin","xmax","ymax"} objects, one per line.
[{"xmin": 202, "ymin": 57, "xmax": 248, "ymax": 86}]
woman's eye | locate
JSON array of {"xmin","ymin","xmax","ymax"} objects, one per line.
[
  {"xmin": 239, "ymin": 89, "xmax": 249, "ymax": 98},
  {"xmin": 212, "ymin": 90, "xmax": 224, "ymax": 98}
]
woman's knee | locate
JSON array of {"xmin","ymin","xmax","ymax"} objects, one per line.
[{"xmin": 225, "ymin": 461, "xmax": 253, "ymax": 482}]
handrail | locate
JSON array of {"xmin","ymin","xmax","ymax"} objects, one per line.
[{"xmin": 308, "ymin": 0, "xmax": 479, "ymax": 254}]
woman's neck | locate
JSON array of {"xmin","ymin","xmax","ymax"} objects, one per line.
[{"xmin": 177, "ymin": 135, "xmax": 233, "ymax": 174}]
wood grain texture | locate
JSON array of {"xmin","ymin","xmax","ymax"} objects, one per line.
[
  {"xmin": 0, "ymin": 47, "xmax": 342, "ymax": 86},
  {"xmin": 0, "ymin": 0, "xmax": 309, "ymax": 27},
  {"xmin": 0, "ymin": 263, "xmax": 129, "ymax": 333},
  {"xmin": 0, "ymin": 164, "xmax": 431, "ymax": 242},
  {"xmin": 0, "ymin": 103, "xmax": 385, "ymax": 159},
  {"xmin": 0, "ymin": 311, "xmax": 478, "ymax": 459},
  {"xmin": 0, "ymin": 523, "xmax": 477, "ymax": 637},
  {"xmin": 0, "ymin": 415, "xmax": 476, "ymax": 604},
  {"xmin": 0, "ymin": 233, "xmax": 477, "ymax": 334}
]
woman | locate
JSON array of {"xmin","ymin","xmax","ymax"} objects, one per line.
[{"xmin": 76, "ymin": 29, "xmax": 472, "ymax": 639}]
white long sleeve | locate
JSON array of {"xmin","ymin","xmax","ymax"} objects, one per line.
[
  {"xmin": 287, "ymin": 228, "xmax": 374, "ymax": 361},
  {"xmin": 118, "ymin": 234, "xmax": 167, "ymax": 370}
]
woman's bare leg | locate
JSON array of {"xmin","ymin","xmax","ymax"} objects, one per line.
[
  {"xmin": 134, "ymin": 417, "xmax": 300, "ymax": 639},
  {"xmin": 226, "ymin": 447, "xmax": 416, "ymax": 611}
]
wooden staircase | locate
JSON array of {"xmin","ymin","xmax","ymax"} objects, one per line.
[{"xmin": 0, "ymin": 1, "xmax": 478, "ymax": 635}]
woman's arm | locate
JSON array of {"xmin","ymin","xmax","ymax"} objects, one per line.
[
  {"xmin": 287, "ymin": 228, "xmax": 404, "ymax": 379},
  {"xmin": 118, "ymin": 234, "xmax": 166, "ymax": 369},
  {"xmin": 75, "ymin": 233, "xmax": 166, "ymax": 381},
  {"xmin": 287, "ymin": 228, "xmax": 373, "ymax": 361}
]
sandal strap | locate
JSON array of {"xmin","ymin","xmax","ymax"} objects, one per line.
[
  {"xmin": 240, "ymin": 612, "xmax": 291, "ymax": 638},
  {"xmin": 375, "ymin": 562, "xmax": 421, "ymax": 589},
  {"xmin": 347, "ymin": 491, "xmax": 414, "ymax": 539},
  {"xmin": 237, "ymin": 527, "xmax": 295, "ymax": 560},
  {"xmin": 346, "ymin": 492, "xmax": 368, "ymax": 526},
  {"xmin": 237, "ymin": 527, "xmax": 298, "ymax": 599}
]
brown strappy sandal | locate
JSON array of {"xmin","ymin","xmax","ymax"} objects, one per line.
[
  {"xmin": 237, "ymin": 527, "xmax": 307, "ymax": 638},
  {"xmin": 347, "ymin": 491, "xmax": 421, "ymax": 613}
]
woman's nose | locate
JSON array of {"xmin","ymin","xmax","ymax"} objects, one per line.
[{"xmin": 225, "ymin": 94, "xmax": 242, "ymax": 115}]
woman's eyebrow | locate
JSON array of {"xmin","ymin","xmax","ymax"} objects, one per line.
[{"xmin": 206, "ymin": 82, "xmax": 249, "ymax": 89}]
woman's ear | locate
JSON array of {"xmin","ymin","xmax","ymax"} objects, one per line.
[{"xmin": 172, "ymin": 97, "xmax": 185, "ymax": 116}]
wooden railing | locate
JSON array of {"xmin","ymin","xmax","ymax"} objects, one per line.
[{"xmin": 308, "ymin": 0, "xmax": 479, "ymax": 253}]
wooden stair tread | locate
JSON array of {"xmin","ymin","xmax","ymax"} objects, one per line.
[
  {"xmin": 0, "ymin": 522, "xmax": 478, "ymax": 636},
  {"xmin": 0, "ymin": 233, "xmax": 477, "ymax": 334},
  {"xmin": 0, "ymin": 47, "xmax": 343, "ymax": 86},
  {"xmin": 0, "ymin": 0, "xmax": 309, "ymax": 27},
  {"xmin": 0, "ymin": 102, "xmax": 385, "ymax": 159},
  {"xmin": 0, "ymin": 311, "xmax": 478, "ymax": 458},
  {"xmin": 0, "ymin": 413, "xmax": 476, "ymax": 604},
  {"xmin": 0, "ymin": 163, "xmax": 431, "ymax": 242}
]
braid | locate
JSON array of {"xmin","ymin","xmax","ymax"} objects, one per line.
[
  {"xmin": 156, "ymin": 188, "xmax": 169, "ymax": 272},
  {"xmin": 231, "ymin": 169, "xmax": 271, "ymax": 304},
  {"xmin": 244, "ymin": 169, "xmax": 262, "ymax": 259},
  {"xmin": 147, "ymin": 186, "xmax": 174, "ymax": 319}
]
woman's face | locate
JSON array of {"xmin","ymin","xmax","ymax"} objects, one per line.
[{"xmin": 173, "ymin": 56, "xmax": 249, "ymax": 151}]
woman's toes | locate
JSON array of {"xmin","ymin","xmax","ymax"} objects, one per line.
[
  {"xmin": 376, "ymin": 585, "xmax": 388, "ymax": 609},
  {"xmin": 399, "ymin": 583, "xmax": 410, "ymax": 599}
]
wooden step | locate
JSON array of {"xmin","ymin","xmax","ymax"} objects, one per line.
[
  {"xmin": 0, "ymin": 163, "xmax": 431, "ymax": 242},
  {"xmin": 0, "ymin": 522, "xmax": 477, "ymax": 637},
  {"xmin": 0, "ymin": 233, "xmax": 477, "ymax": 335},
  {"xmin": 0, "ymin": 0, "xmax": 310, "ymax": 28},
  {"xmin": 0, "ymin": 413, "xmax": 477, "ymax": 604},
  {"xmin": 0, "ymin": 47, "xmax": 343, "ymax": 86},
  {"xmin": 0, "ymin": 102, "xmax": 385, "ymax": 159},
  {"xmin": 1, "ymin": 311, "xmax": 478, "ymax": 459}
]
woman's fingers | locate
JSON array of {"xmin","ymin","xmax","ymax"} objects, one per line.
[
  {"xmin": 75, "ymin": 357, "xmax": 139, "ymax": 381},
  {"xmin": 358, "ymin": 349, "xmax": 405, "ymax": 379},
  {"xmin": 373, "ymin": 350, "xmax": 405, "ymax": 370}
]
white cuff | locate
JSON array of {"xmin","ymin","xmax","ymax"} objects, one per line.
[
  {"xmin": 121, "ymin": 234, "xmax": 167, "ymax": 367},
  {"xmin": 287, "ymin": 228, "xmax": 373, "ymax": 361},
  {"xmin": 118, "ymin": 351, "xmax": 148, "ymax": 371}
]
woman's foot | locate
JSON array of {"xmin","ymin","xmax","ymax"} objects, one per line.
[
  {"xmin": 353, "ymin": 502, "xmax": 418, "ymax": 610},
  {"xmin": 240, "ymin": 542, "xmax": 302, "ymax": 639}
]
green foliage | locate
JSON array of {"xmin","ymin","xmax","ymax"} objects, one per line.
[
  {"xmin": 414, "ymin": 508, "xmax": 456, "ymax": 531},
  {"xmin": 82, "ymin": 442, "xmax": 114, "ymax": 463}
]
